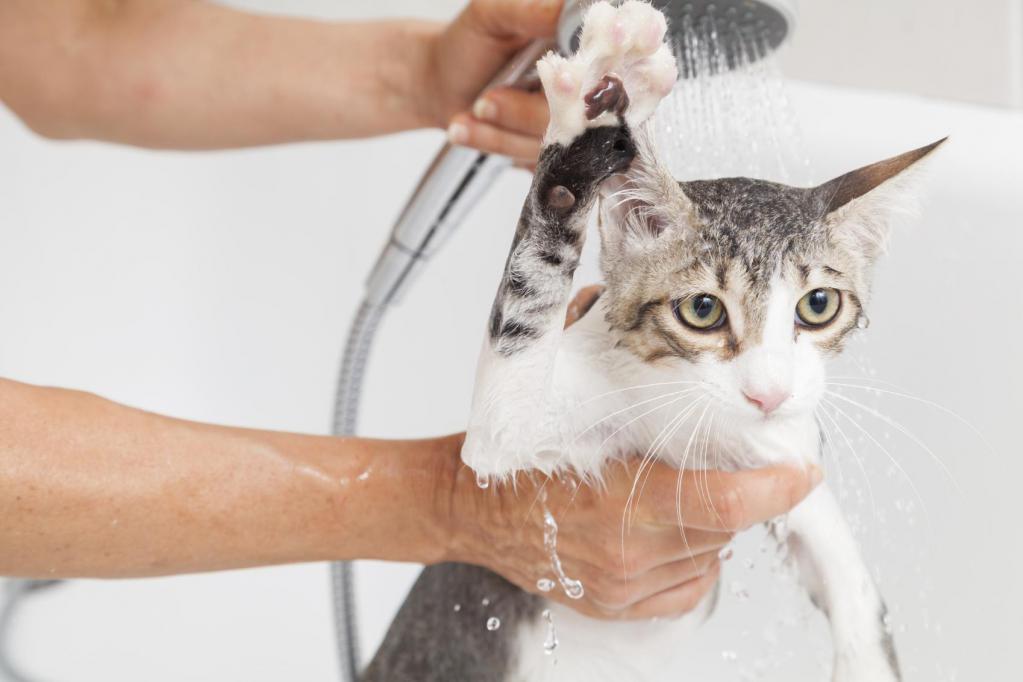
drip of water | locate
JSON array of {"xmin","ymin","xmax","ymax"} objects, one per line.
[
  {"xmin": 536, "ymin": 578, "xmax": 555, "ymax": 593},
  {"xmin": 730, "ymin": 580, "xmax": 750, "ymax": 601},
  {"xmin": 655, "ymin": 12, "xmax": 808, "ymax": 184},
  {"xmin": 453, "ymin": 603, "xmax": 461, "ymax": 612},
  {"xmin": 856, "ymin": 314, "xmax": 871, "ymax": 330},
  {"xmin": 486, "ymin": 617, "xmax": 501, "ymax": 631},
  {"xmin": 718, "ymin": 546, "xmax": 734, "ymax": 561},
  {"xmin": 476, "ymin": 473, "xmax": 490, "ymax": 489},
  {"xmin": 542, "ymin": 507, "xmax": 585, "ymax": 600},
  {"xmin": 481, "ymin": 597, "xmax": 490, "ymax": 607},
  {"xmin": 542, "ymin": 608, "xmax": 559, "ymax": 655}
]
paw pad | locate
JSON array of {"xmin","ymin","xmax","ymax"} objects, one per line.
[{"xmin": 539, "ymin": 0, "xmax": 678, "ymax": 145}]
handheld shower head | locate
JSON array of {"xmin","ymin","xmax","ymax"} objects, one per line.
[{"xmin": 363, "ymin": 0, "xmax": 795, "ymax": 306}]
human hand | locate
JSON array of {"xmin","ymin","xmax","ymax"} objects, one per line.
[
  {"xmin": 442, "ymin": 445, "xmax": 821, "ymax": 620},
  {"xmin": 422, "ymin": 0, "xmax": 560, "ymax": 165}
]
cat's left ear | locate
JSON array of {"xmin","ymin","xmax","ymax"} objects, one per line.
[
  {"xmin": 816, "ymin": 137, "xmax": 947, "ymax": 258},
  {"xmin": 597, "ymin": 134, "xmax": 695, "ymax": 252}
]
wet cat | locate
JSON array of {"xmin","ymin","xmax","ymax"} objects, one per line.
[{"xmin": 364, "ymin": 2, "xmax": 941, "ymax": 680}]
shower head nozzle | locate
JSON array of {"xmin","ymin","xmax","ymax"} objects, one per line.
[{"xmin": 557, "ymin": 0, "xmax": 794, "ymax": 76}]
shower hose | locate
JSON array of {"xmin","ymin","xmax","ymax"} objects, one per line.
[{"xmin": 0, "ymin": 299, "xmax": 383, "ymax": 682}]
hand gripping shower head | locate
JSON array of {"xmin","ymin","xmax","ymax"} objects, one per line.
[{"xmin": 362, "ymin": 0, "xmax": 794, "ymax": 306}]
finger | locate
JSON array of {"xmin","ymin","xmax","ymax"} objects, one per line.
[
  {"xmin": 448, "ymin": 114, "xmax": 541, "ymax": 163},
  {"xmin": 615, "ymin": 561, "xmax": 721, "ymax": 620},
  {"xmin": 628, "ymin": 462, "xmax": 823, "ymax": 532},
  {"xmin": 590, "ymin": 552, "xmax": 719, "ymax": 611},
  {"xmin": 621, "ymin": 527, "xmax": 732, "ymax": 573},
  {"xmin": 564, "ymin": 285, "xmax": 605, "ymax": 328},
  {"xmin": 473, "ymin": 88, "xmax": 549, "ymax": 139},
  {"xmin": 465, "ymin": 0, "xmax": 564, "ymax": 42}
]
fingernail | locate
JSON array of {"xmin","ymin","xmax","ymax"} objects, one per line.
[
  {"xmin": 809, "ymin": 464, "xmax": 823, "ymax": 487},
  {"xmin": 447, "ymin": 122, "xmax": 469, "ymax": 145},
  {"xmin": 473, "ymin": 98, "xmax": 498, "ymax": 121}
]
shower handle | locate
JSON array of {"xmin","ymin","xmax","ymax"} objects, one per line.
[{"xmin": 363, "ymin": 38, "xmax": 554, "ymax": 306}]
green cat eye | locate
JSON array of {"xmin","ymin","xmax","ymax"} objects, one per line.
[
  {"xmin": 796, "ymin": 288, "xmax": 842, "ymax": 327},
  {"xmin": 673, "ymin": 294, "xmax": 726, "ymax": 331}
]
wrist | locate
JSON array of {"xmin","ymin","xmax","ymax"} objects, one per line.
[{"xmin": 388, "ymin": 20, "xmax": 446, "ymax": 131}]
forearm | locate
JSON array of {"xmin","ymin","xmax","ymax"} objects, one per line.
[
  {"xmin": 0, "ymin": 0, "xmax": 443, "ymax": 148},
  {"xmin": 0, "ymin": 378, "xmax": 456, "ymax": 578}
]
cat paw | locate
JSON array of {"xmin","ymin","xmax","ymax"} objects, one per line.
[{"xmin": 537, "ymin": 0, "xmax": 677, "ymax": 146}]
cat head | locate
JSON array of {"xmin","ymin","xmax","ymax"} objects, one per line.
[{"xmin": 597, "ymin": 134, "xmax": 944, "ymax": 424}]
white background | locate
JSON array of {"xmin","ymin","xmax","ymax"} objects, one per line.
[{"xmin": 1, "ymin": 1, "xmax": 1021, "ymax": 680}]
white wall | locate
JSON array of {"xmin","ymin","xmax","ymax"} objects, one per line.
[{"xmin": 1, "ymin": 1, "xmax": 1021, "ymax": 681}]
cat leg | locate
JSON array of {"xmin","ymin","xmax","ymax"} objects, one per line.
[
  {"xmin": 785, "ymin": 483, "xmax": 901, "ymax": 682},
  {"xmin": 462, "ymin": 0, "xmax": 677, "ymax": 477}
]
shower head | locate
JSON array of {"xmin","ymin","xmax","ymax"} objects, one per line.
[
  {"xmin": 363, "ymin": 0, "xmax": 795, "ymax": 306},
  {"xmin": 558, "ymin": 0, "xmax": 793, "ymax": 75}
]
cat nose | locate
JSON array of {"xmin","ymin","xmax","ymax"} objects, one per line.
[{"xmin": 742, "ymin": 388, "xmax": 790, "ymax": 415}]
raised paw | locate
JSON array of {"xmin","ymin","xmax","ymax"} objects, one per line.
[{"xmin": 537, "ymin": 0, "xmax": 678, "ymax": 146}]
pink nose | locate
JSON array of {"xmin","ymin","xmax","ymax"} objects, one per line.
[{"xmin": 743, "ymin": 389, "xmax": 790, "ymax": 415}]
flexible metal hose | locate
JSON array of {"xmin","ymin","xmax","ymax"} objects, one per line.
[
  {"xmin": 0, "ymin": 580, "xmax": 60, "ymax": 682},
  {"xmin": 0, "ymin": 299, "xmax": 386, "ymax": 682},
  {"xmin": 329, "ymin": 300, "xmax": 387, "ymax": 682}
]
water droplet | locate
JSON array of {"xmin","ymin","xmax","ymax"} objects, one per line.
[
  {"xmin": 718, "ymin": 546, "xmax": 734, "ymax": 561},
  {"xmin": 476, "ymin": 473, "xmax": 490, "ymax": 489},
  {"xmin": 730, "ymin": 581, "xmax": 750, "ymax": 601},
  {"xmin": 856, "ymin": 314, "xmax": 870, "ymax": 329},
  {"xmin": 453, "ymin": 603, "xmax": 461, "ymax": 612},
  {"xmin": 744, "ymin": 558, "xmax": 755, "ymax": 570},
  {"xmin": 721, "ymin": 649, "xmax": 738, "ymax": 661},
  {"xmin": 486, "ymin": 617, "xmax": 501, "ymax": 631},
  {"xmin": 536, "ymin": 578, "xmax": 555, "ymax": 593},
  {"xmin": 542, "ymin": 609, "xmax": 559, "ymax": 654},
  {"xmin": 543, "ymin": 507, "xmax": 586, "ymax": 600},
  {"xmin": 882, "ymin": 612, "xmax": 893, "ymax": 635},
  {"xmin": 357, "ymin": 469, "xmax": 371, "ymax": 481},
  {"xmin": 481, "ymin": 598, "xmax": 490, "ymax": 607}
]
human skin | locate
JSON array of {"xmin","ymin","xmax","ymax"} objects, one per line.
[{"xmin": 0, "ymin": 0, "xmax": 553, "ymax": 162}]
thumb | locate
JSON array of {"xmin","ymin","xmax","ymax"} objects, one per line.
[{"xmin": 464, "ymin": 0, "xmax": 564, "ymax": 42}]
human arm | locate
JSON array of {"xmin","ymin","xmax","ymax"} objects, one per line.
[
  {"xmin": 0, "ymin": 375, "xmax": 816, "ymax": 619},
  {"xmin": 0, "ymin": 0, "xmax": 551, "ymax": 160}
]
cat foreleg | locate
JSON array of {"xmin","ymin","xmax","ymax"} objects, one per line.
[
  {"xmin": 785, "ymin": 484, "xmax": 901, "ymax": 682},
  {"xmin": 461, "ymin": 1, "xmax": 677, "ymax": 478}
]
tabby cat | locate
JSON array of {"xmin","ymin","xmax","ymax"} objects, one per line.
[{"xmin": 365, "ymin": 2, "xmax": 941, "ymax": 680}]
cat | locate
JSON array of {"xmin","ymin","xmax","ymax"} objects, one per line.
[{"xmin": 363, "ymin": 2, "xmax": 942, "ymax": 680}]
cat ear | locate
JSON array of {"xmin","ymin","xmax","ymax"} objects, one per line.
[
  {"xmin": 816, "ymin": 137, "xmax": 947, "ymax": 257},
  {"xmin": 597, "ymin": 132, "xmax": 694, "ymax": 249}
]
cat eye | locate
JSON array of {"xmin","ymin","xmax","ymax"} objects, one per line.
[
  {"xmin": 796, "ymin": 288, "xmax": 842, "ymax": 327},
  {"xmin": 672, "ymin": 294, "xmax": 726, "ymax": 331}
]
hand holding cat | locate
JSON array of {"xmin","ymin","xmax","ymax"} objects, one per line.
[{"xmin": 443, "ymin": 434, "xmax": 822, "ymax": 620}]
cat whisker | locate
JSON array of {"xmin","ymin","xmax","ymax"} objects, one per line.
[
  {"xmin": 571, "ymin": 388, "xmax": 701, "ymax": 443},
  {"xmin": 620, "ymin": 398, "xmax": 706, "ymax": 579},
  {"xmin": 575, "ymin": 380, "xmax": 705, "ymax": 409},
  {"xmin": 673, "ymin": 400, "xmax": 713, "ymax": 555},
  {"xmin": 825, "ymin": 389, "xmax": 961, "ymax": 494},
  {"xmin": 821, "ymin": 396, "xmax": 933, "ymax": 535},
  {"xmin": 824, "ymin": 380, "xmax": 994, "ymax": 456},
  {"xmin": 816, "ymin": 403, "xmax": 878, "ymax": 518}
]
